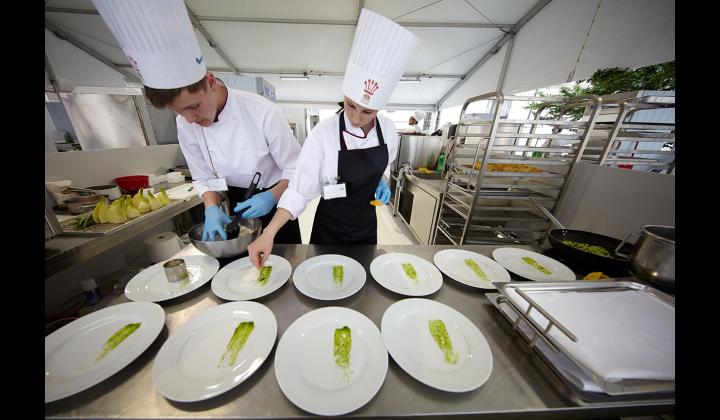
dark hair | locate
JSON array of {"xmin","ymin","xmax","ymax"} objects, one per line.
[{"xmin": 143, "ymin": 75, "xmax": 208, "ymax": 109}]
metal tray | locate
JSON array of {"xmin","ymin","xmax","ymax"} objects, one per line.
[
  {"xmin": 494, "ymin": 281, "xmax": 675, "ymax": 397},
  {"xmin": 60, "ymin": 199, "xmax": 185, "ymax": 236},
  {"xmin": 486, "ymin": 292, "xmax": 674, "ymax": 403}
]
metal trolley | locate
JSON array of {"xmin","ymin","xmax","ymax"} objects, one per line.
[{"xmin": 432, "ymin": 92, "xmax": 601, "ymax": 245}]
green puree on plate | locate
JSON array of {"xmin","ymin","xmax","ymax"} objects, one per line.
[
  {"xmin": 332, "ymin": 265, "xmax": 344, "ymax": 285},
  {"xmin": 521, "ymin": 256, "xmax": 552, "ymax": 275},
  {"xmin": 96, "ymin": 323, "xmax": 141, "ymax": 362},
  {"xmin": 217, "ymin": 321, "xmax": 255, "ymax": 367},
  {"xmin": 334, "ymin": 326, "xmax": 352, "ymax": 381},
  {"xmin": 257, "ymin": 265, "xmax": 273, "ymax": 287},
  {"xmin": 464, "ymin": 258, "xmax": 488, "ymax": 281},
  {"xmin": 428, "ymin": 319, "xmax": 459, "ymax": 365},
  {"xmin": 401, "ymin": 262, "xmax": 418, "ymax": 283}
]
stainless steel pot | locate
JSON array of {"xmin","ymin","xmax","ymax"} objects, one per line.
[
  {"xmin": 616, "ymin": 225, "xmax": 675, "ymax": 287},
  {"xmin": 65, "ymin": 194, "xmax": 104, "ymax": 215}
]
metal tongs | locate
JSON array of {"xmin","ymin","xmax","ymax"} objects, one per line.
[{"xmin": 225, "ymin": 172, "xmax": 261, "ymax": 239}]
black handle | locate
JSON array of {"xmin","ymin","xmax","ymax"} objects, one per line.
[{"xmin": 243, "ymin": 172, "xmax": 262, "ymax": 201}]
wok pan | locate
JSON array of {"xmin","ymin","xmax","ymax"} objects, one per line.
[{"xmin": 530, "ymin": 200, "xmax": 631, "ymax": 272}]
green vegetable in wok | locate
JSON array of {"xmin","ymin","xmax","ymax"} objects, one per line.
[{"xmin": 561, "ymin": 240, "xmax": 612, "ymax": 258}]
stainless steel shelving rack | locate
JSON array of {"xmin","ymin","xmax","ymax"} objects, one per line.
[
  {"xmin": 579, "ymin": 91, "xmax": 675, "ymax": 173},
  {"xmin": 432, "ymin": 92, "xmax": 601, "ymax": 245}
]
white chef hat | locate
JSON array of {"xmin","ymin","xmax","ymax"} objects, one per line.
[
  {"xmin": 92, "ymin": 0, "xmax": 206, "ymax": 89},
  {"xmin": 413, "ymin": 110, "xmax": 425, "ymax": 121},
  {"xmin": 342, "ymin": 9, "xmax": 420, "ymax": 110}
]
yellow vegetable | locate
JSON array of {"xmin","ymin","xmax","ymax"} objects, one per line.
[
  {"xmin": 583, "ymin": 272, "xmax": 609, "ymax": 281},
  {"xmin": 146, "ymin": 192, "xmax": 163, "ymax": 211},
  {"xmin": 369, "ymin": 199, "xmax": 383, "ymax": 207},
  {"xmin": 157, "ymin": 188, "xmax": 171, "ymax": 206}
]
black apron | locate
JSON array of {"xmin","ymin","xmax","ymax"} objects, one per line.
[
  {"xmin": 310, "ymin": 112, "xmax": 389, "ymax": 245},
  {"xmin": 227, "ymin": 182, "xmax": 302, "ymax": 244}
]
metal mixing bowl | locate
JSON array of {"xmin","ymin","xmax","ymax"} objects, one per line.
[{"xmin": 188, "ymin": 218, "xmax": 262, "ymax": 259}]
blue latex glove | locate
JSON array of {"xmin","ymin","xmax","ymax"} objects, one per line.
[
  {"xmin": 234, "ymin": 190, "xmax": 277, "ymax": 218},
  {"xmin": 375, "ymin": 179, "xmax": 391, "ymax": 204},
  {"xmin": 202, "ymin": 205, "xmax": 232, "ymax": 241}
]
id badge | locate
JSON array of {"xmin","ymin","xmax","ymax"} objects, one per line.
[
  {"xmin": 207, "ymin": 177, "xmax": 228, "ymax": 191},
  {"xmin": 322, "ymin": 183, "xmax": 347, "ymax": 200}
]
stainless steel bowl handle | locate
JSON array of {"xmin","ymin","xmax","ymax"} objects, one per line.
[{"xmin": 614, "ymin": 232, "xmax": 638, "ymax": 258}]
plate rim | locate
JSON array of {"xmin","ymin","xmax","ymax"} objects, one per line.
[
  {"xmin": 292, "ymin": 254, "xmax": 367, "ymax": 301},
  {"xmin": 274, "ymin": 306, "xmax": 388, "ymax": 416},
  {"xmin": 125, "ymin": 254, "xmax": 220, "ymax": 302},
  {"xmin": 45, "ymin": 301, "xmax": 166, "ymax": 403},
  {"xmin": 151, "ymin": 301, "xmax": 278, "ymax": 402},
  {"xmin": 370, "ymin": 252, "xmax": 444, "ymax": 296},
  {"xmin": 211, "ymin": 254, "xmax": 292, "ymax": 301},
  {"xmin": 433, "ymin": 249, "xmax": 511, "ymax": 289},
  {"xmin": 380, "ymin": 298, "xmax": 493, "ymax": 393},
  {"xmin": 491, "ymin": 247, "xmax": 576, "ymax": 282}
]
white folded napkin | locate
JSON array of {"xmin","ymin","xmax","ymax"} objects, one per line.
[{"xmin": 505, "ymin": 288, "xmax": 675, "ymax": 384}]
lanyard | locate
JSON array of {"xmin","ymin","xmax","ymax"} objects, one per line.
[{"xmin": 200, "ymin": 128, "xmax": 220, "ymax": 179}]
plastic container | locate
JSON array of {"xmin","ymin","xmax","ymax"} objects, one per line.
[{"xmin": 80, "ymin": 278, "xmax": 101, "ymax": 305}]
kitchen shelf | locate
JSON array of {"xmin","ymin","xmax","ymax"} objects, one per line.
[
  {"xmin": 432, "ymin": 91, "xmax": 601, "ymax": 246},
  {"xmin": 578, "ymin": 91, "xmax": 675, "ymax": 173}
]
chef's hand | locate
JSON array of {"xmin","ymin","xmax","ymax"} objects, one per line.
[
  {"xmin": 247, "ymin": 231, "xmax": 274, "ymax": 269},
  {"xmin": 202, "ymin": 205, "xmax": 232, "ymax": 241},
  {"xmin": 375, "ymin": 179, "xmax": 391, "ymax": 204},
  {"xmin": 234, "ymin": 191, "xmax": 276, "ymax": 218}
]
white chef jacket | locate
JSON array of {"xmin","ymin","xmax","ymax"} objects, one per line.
[
  {"xmin": 177, "ymin": 87, "xmax": 301, "ymax": 198},
  {"xmin": 278, "ymin": 112, "xmax": 398, "ymax": 220}
]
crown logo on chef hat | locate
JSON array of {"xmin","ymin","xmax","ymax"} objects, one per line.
[{"xmin": 361, "ymin": 79, "xmax": 380, "ymax": 104}]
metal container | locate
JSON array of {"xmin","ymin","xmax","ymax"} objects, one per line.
[
  {"xmin": 188, "ymin": 218, "xmax": 262, "ymax": 259},
  {"xmin": 616, "ymin": 225, "xmax": 675, "ymax": 287},
  {"xmin": 65, "ymin": 194, "xmax": 104, "ymax": 215},
  {"xmin": 163, "ymin": 258, "xmax": 189, "ymax": 283},
  {"xmin": 86, "ymin": 184, "xmax": 121, "ymax": 200},
  {"xmin": 394, "ymin": 135, "xmax": 443, "ymax": 172}
]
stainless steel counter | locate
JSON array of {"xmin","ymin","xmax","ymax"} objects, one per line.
[
  {"xmin": 45, "ymin": 244, "xmax": 674, "ymax": 419},
  {"xmin": 45, "ymin": 182, "xmax": 202, "ymax": 278}
]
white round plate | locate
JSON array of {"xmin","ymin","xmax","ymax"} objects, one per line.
[
  {"xmin": 274, "ymin": 307, "xmax": 388, "ymax": 416},
  {"xmin": 125, "ymin": 255, "xmax": 220, "ymax": 302},
  {"xmin": 152, "ymin": 301, "xmax": 277, "ymax": 402},
  {"xmin": 211, "ymin": 255, "xmax": 292, "ymax": 301},
  {"xmin": 292, "ymin": 254, "xmax": 366, "ymax": 300},
  {"xmin": 45, "ymin": 302, "xmax": 165, "ymax": 403},
  {"xmin": 381, "ymin": 298, "xmax": 493, "ymax": 392},
  {"xmin": 433, "ymin": 249, "xmax": 510, "ymax": 290},
  {"xmin": 370, "ymin": 253, "xmax": 443, "ymax": 296},
  {"xmin": 491, "ymin": 248, "xmax": 576, "ymax": 282}
]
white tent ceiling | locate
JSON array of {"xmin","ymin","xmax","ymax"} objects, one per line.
[{"xmin": 45, "ymin": 0, "xmax": 674, "ymax": 110}]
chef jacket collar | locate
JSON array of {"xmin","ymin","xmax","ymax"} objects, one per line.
[
  {"xmin": 213, "ymin": 79, "xmax": 239, "ymax": 124},
  {"xmin": 342, "ymin": 112, "xmax": 376, "ymax": 140}
]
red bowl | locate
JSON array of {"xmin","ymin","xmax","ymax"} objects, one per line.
[{"xmin": 113, "ymin": 175, "xmax": 149, "ymax": 195}]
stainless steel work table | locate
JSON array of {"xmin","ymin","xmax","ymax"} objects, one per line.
[{"xmin": 45, "ymin": 244, "xmax": 675, "ymax": 419}]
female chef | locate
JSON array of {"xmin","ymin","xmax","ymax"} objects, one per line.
[
  {"xmin": 246, "ymin": 8, "xmax": 419, "ymax": 268},
  {"xmin": 93, "ymin": 0, "xmax": 302, "ymax": 243}
]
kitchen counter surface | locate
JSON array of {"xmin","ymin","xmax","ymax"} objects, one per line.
[{"xmin": 45, "ymin": 244, "xmax": 674, "ymax": 419}]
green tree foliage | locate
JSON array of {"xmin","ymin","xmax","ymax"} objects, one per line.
[{"xmin": 527, "ymin": 61, "xmax": 675, "ymax": 121}]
